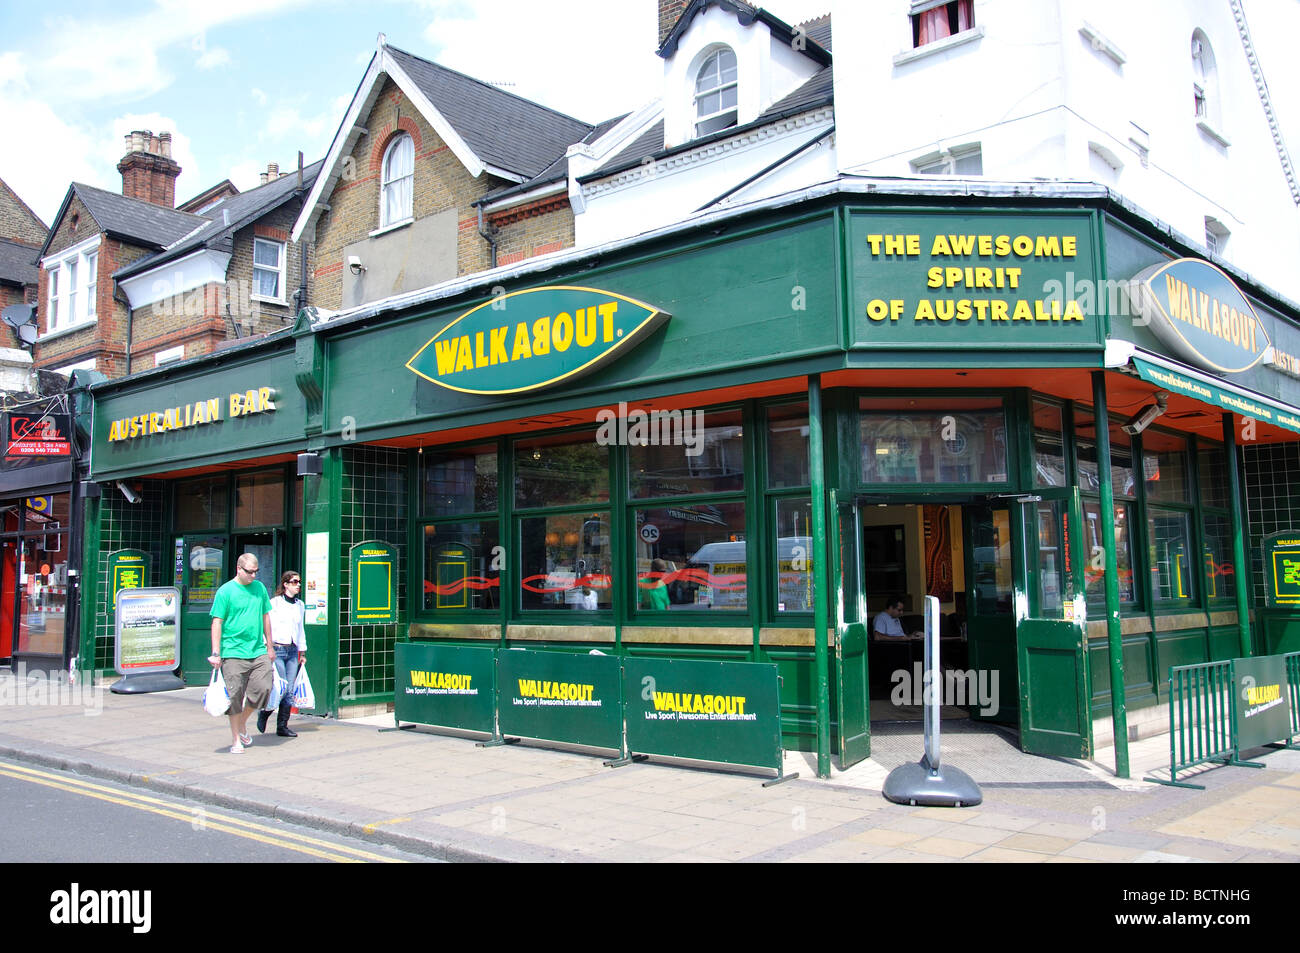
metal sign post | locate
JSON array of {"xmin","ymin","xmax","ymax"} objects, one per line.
[{"xmin": 883, "ymin": 595, "xmax": 983, "ymax": 807}]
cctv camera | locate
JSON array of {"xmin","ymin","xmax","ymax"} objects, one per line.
[
  {"xmin": 347, "ymin": 255, "xmax": 364, "ymax": 276},
  {"xmin": 116, "ymin": 481, "xmax": 141, "ymax": 504},
  {"xmin": 1121, "ymin": 392, "xmax": 1169, "ymax": 435}
]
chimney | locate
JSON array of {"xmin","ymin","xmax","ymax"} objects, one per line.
[
  {"xmin": 659, "ymin": 0, "xmax": 690, "ymax": 49},
  {"xmin": 118, "ymin": 129, "xmax": 182, "ymax": 208}
]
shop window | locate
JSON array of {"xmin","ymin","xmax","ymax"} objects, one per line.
[
  {"xmin": 1196, "ymin": 443, "xmax": 1230, "ymax": 509},
  {"xmin": 1075, "ymin": 410, "xmax": 1136, "ymax": 500},
  {"xmin": 912, "ymin": 0, "xmax": 974, "ymax": 48},
  {"xmin": 380, "ymin": 133, "xmax": 414, "ymax": 228},
  {"xmin": 175, "ymin": 476, "xmax": 229, "ymax": 532},
  {"xmin": 628, "ymin": 407, "xmax": 743, "ymax": 498},
  {"xmin": 1142, "ymin": 431, "xmax": 1189, "ymax": 505},
  {"xmin": 515, "ymin": 432, "xmax": 608, "ymax": 509},
  {"xmin": 424, "ymin": 522, "xmax": 500, "ymax": 612},
  {"xmin": 1035, "ymin": 499, "xmax": 1066, "ymax": 617},
  {"xmin": 859, "ymin": 397, "xmax": 1008, "ymax": 485},
  {"xmin": 694, "ymin": 47, "xmax": 738, "ymax": 137},
  {"xmin": 423, "ymin": 445, "xmax": 498, "ymax": 517},
  {"xmin": 1083, "ymin": 500, "xmax": 1137, "ymax": 605},
  {"xmin": 633, "ymin": 503, "xmax": 747, "ymax": 612},
  {"xmin": 766, "ymin": 403, "xmax": 809, "ymax": 488},
  {"xmin": 1032, "ymin": 399, "xmax": 1066, "ymax": 488},
  {"xmin": 234, "ymin": 470, "xmax": 285, "ymax": 528},
  {"xmin": 774, "ymin": 498, "xmax": 812, "ymax": 614},
  {"xmin": 1148, "ymin": 510, "xmax": 1195, "ymax": 603},
  {"xmin": 1201, "ymin": 512, "xmax": 1235, "ymax": 602},
  {"xmin": 519, "ymin": 512, "xmax": 610, "ymax": 612}
]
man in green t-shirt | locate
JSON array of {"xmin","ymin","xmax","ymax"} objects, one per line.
[{"xmin": 209, "ymin": 553, "xmax": 274, "ymax": 753}]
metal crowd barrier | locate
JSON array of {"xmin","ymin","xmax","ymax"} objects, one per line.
[
  {"xmin": 1286, "ymin": 652, "xmax": 1300, "ymax": 746},
  {"xmin": 1150, "ymin": 660, "xmax": 1237, "ymax": 789}
]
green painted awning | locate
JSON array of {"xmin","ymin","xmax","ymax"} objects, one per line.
[{"xmin": 1131, "ymin": 355, "xmax": 1300, "ymax": 435}]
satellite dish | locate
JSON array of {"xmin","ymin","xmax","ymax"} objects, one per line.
[
  {"xmin": 17, "ymin": 323, "xmax": 37, "ymax": 346},
  {"xmin": 1, "ymin": 302, "xmax": 35, "ymax": 329}
]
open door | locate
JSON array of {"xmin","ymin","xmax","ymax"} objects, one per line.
[
  {"xmin": 964, "ymin": 501, "xmax": 1019, "ymax": 724},
  {"xmin": 179, "ymin": 534, "xmax": 226, "ymax": 684},
  {"xmin": 830, "ymin": 490, "xmax": 870, "ymax": 766},
  {"xmin": 1016, "ymin": 487, "xmax": 1091, "ymax": 757}
]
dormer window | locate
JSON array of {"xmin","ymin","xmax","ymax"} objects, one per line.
[
  {"xmin": 380, "ymin": 133, "xmax": 414, "ymax": 228},
  {"xmin": 694, "ymin": 47, "xmax": 738, "ymax": 137}
]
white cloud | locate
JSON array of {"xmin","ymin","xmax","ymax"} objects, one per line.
[
  {"xmin": 0, "ymin": 52, "xmax": 25, "ymax": 89},
  {"xmin": 196, "ymin": 46, "xmax": 233, "ymax": 70},
  {"xmin": 251, "ymin": 87, "xmax": 269, "ymax": 106}
]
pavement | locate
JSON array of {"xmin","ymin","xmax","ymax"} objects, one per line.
[{"xmin": 2, "ymin": 667, "xmax": 1299, "ymax": 863}]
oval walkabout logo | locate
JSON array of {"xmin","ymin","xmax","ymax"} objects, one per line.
[
  {"xmin": 1132, "ymin": 258, "xmax": 1271, "ymax": 374},
  {"xmin": 406, "ymin": 285, "xmax": 670, "ymax": 395}
]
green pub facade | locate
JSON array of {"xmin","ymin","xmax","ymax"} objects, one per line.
[{"xmin": 81, "ymin": 185, "xmax": 1300, "ymax": 772}]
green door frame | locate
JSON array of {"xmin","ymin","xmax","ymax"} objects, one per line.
[
  {"xmin": 179, "ymin": 533, "xmax": 227, "ymax": 684},
  {"xmin": 829, "ymin": 489, "xmax": 871, "ymax": 766}
]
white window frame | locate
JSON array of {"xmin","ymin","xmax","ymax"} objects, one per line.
[
  {"xmin": 251, "ymin": 238, "xmax": 286, "ymax": 304},
  {"xmin": 154, "ymin": 345, "xmax": 185, "ymax": 366},
  {"xmin": 380, "ymin": 133, "xmax": 414, "ymax": 229},
  {"xmin": 911, "ymin": 144, "xmax": 983, "ymax": 176},
  {"xmin": 42, "ymin": 235, "xmax": 101, "ymax": 337},
  {"xmin": 1205, "ymin": 217, "xmax": 1230, "ymax": 256},
  {"xmin": 694, "ymin": 47, "xmax": 738, "ymax": 138}
]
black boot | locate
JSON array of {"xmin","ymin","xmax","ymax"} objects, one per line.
[
  {"xmin": 256, "ymin": 708, "xmax": 269, "ymax": 733},
  {"xmin": 276, "ymin": 696, "xmax": 296, "ymax": 737}
]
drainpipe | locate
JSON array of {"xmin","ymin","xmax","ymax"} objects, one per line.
[
  {"xmin": 124, "ymin": 306, "xmax": 134, "ymax": 376},
  {"xmin": 477, "ymin": 205, "xmax": 498, "ymax": 270}
]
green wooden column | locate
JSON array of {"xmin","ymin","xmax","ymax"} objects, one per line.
[
  {"xmin": 1222, "ymin": 414, "xmax": 1253, "ymax": 658},
  {"xmin": 1092, "ymin": 371, "xmax": 1129, "ymax": 778},
  {"xmin": 808, "ymin": 375, "xmax": 831, "ymax": 778}
]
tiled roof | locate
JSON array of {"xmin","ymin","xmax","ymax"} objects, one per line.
[
  {"xmin": 757, "ymin": 64, "xmax": 833, "ymax": 120},
  {"xmin": 482, "ymin": 114, "xmax": 629, "ymax": 205},
  {"xmin": 71, "ymin": 183, "xmax": 210, "ymax": 249},
  {"xmin": 387, "ymin": 45, "xmax": 594, "ymax": 180},
  {"xmin": 0, "ymin": 237, "xmax": 39, "ymax": 286},
  {"xmin": 115, "ymin": 160, "xmax": 323, "ymax": 280}
]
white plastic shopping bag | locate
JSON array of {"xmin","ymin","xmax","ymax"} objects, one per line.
[
  {"xmin": 202, "ymin": 667, "xmax": 230, "ymax": 717},
  {"xmin": 263, "ymin": 669, "xmax": 288, "ymax": 712},
  {"xmin": 292, "ymin": 665, "xmax": 315, "ymax": 709}
]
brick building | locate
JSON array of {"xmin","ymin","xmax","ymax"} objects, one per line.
[
  {"xmin": 0, "ymin": 177, "xmax": 48, "ymax": 350},
  {"xmin": 292, "ymin": 38, "xmax": 599, "ymax": 310}
]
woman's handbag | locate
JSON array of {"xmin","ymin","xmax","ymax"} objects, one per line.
[
  {"xmin": 264, "ymin": 668, "xmax": 288, "ymax": 712},
  {"xmin": 203, "ymin": 667, "xmax": 230, "ymax": 717}
]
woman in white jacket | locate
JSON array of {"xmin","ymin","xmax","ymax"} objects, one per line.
[{"xmin": 258, "ymin": 570, "xmax": 307, "ymax": 737}]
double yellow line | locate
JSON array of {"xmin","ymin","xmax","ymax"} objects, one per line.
[{"xmin": 0, "ymin": 760, "xmax": 406, "ymax": 863}]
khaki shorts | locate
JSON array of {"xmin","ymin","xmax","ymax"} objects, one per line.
[{"xmin": 221, "ymin": 655, "xmax": 273, "ymax": 712}]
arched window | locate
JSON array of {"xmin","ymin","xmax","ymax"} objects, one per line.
[
  {"xmin": 380, "ymin": 133, "xmax": 414, "ymax": 228},
  {"xmin": 694, "ymin": 48, "xmax": 738, "ymax": 137},
  {"xmin": 1191, "ymin": 31, "xmax": 1217, "ymax": 124}
]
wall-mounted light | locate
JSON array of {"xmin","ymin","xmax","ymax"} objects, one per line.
[
  {"xmin": 348, "ymin": 255, "xmax": 365, "ymax": 276},
  {"xmin": 297, "ymin": 452, "xmax": 323, "ymax": 476}
]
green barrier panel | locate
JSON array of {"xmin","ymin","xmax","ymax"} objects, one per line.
[
  {"xmin": 625, "ymin": 657, "xmax": 782, "ymax": 772},
  {"xmin": 1233, "ymin": 655, "xmax": 1293, "ymax": 752},
  {"xmin": 393, "ymin": 642, "xmax": 496, "ymax": 733},
  {"xmin": 497, "ymin": 649, "xmax": 623, "ymax": 750}
]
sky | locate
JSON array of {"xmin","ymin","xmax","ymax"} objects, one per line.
[{"xmin": 0, "ymin": 0, "xmax": 833, "ymax": 224}]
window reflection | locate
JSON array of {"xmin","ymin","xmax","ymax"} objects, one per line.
[
  {"xmin": 519, "ymin": 513, "xmax": 610, "ymax": 611},
  {"xmin": 634, "ymin": 503, "xmax": 747, "ymax": 611}
]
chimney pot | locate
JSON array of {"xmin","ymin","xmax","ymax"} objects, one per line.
[
  {"xmin": 268, "ymin": 162, "xmax": 279, "ymax": 179},
  {"xmin": 260, "ymin": 172, "xmax": 269, "ymax": 185},
  {"xmin": 159, "ymin": 132, "xmax": 173, "ymax": 157}
]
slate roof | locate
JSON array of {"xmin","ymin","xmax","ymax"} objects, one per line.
[
  {"xmin": 115, "ymin": 160, "xmax": 323, "ymax": 280},
  {"xmin": 481, "ymin": 114, "xmax": 628, "ymax": 206},
  {"xmin": 0, "ymin": 237, "xmax": 39, "ymax": 286},
  {"xmin": 659, "ymin": 1, "xmax": 830, "ymax": 65},
  {"xmin": 41, "ymin": 183, "xmax": 210, "ymax": 261},
  {"xmin": 387, "ymin": 45, "xmax": 594, "ymax": 180}
]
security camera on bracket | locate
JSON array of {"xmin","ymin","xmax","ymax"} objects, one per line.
[{"xmin": 1122, "ymin": 391, "xmax": 1169, "ymax": 435}]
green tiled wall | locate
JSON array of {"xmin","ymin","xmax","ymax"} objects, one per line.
[
  {"xmin": 90, "ymin": 481, "xmax": 168, "ymax": 670},
  {"xmin": 337, "ymin": 446, "xmax": 407, "ymax": 699},
  {"xmin": 1242, "ymin": 443, "xmax": 1300, "ymax": 606}
]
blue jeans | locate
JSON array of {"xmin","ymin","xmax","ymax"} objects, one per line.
[{"xmin": 273, "ymin": 643, "xmax": 299, "ymax": 709}]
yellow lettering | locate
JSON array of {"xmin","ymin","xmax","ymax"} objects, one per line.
[
  {"xmin": 489, "ymin": 326, "xmax": 509, "ymax": 365},
  {"xmin": 434, "ymin": 338, "xmax": 458, "ymax": 376},
  {"xmin": 511, "ymin": 323, "xmax": 532, "ymax": 361},
  {"xmin": 454, "ymin": 336, "xmax": 474, "ymax": 373},
  {"xmin": 532, "ymin": 316, "xmax": 551, "ymax": 355}
]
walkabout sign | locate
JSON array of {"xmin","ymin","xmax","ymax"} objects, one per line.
[
  {"xmin": 394, "ymin": 642, "xmax": 496, "ymax": 733},
  {"xmin": 1263, "ymin": 532, "xmax": 1300, "ymax": 608},
  {"xmin": 624, "ymin": 657, "xmax": 782, "ymax": 770},
  {"xmin": 1233, "ymin": 655, "xmax": 1292, "ymax": 751},
  {"xmin": 406, "ymin": 286, "xmax": 670, "ymax": 395},
  {"xmin": 497, "ymin": 649, "xmax": 623, "ymax": 749}
]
